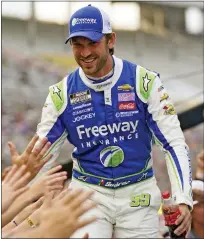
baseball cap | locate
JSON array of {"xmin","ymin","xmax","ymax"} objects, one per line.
[{"xmin": 65, "ymin": 4, "xmax": 112, "ymax": 43}]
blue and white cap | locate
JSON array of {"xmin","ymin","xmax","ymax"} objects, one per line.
[{"xmin": 65, "ymin": 4, "xmax": 112, "ymax": 43}]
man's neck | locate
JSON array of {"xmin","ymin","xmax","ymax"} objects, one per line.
[{"xmin": 87, "ymin": 67, "xmax": 113, "ymax": 81}]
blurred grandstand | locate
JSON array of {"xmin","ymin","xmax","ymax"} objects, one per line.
[{"xmin": 2, "ymin": 1, "xmax": 204, "ymax": 193}]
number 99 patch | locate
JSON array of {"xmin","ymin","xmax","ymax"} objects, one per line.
[{"xmin": 130, "ymin": 193, "xmax": 151, "ymax": 207}]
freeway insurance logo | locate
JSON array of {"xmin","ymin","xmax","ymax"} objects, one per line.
[{"xmin": 100, "ymin": 146, "xmax": 124, "ymax": 167}]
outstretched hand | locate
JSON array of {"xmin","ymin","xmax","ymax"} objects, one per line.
[
  {"xmin": 8, "ymin": 135, "xmax": 53, "ymax": 181},
  {"xmin": 2, "ymin": 166, "xmax": 12, "ymax": 180},
  {"xmin": 29, "ymin": 165, "xmax": 67, "ymax": 199},
  {"xmin": 35, "ymin": 188, "xmax": 97, "ymax": 238},
  {"xmin": 2, "ymin": 164, "xmax": 31, "ymax": 213}
]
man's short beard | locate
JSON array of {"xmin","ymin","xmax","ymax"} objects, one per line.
[
  {"xmin": 81, "ymin": 46, "xmax": 110, "ymax": 76},
  {"xmin": 94, "ymin": 53, "xmax": 109, "ymax": 75}
]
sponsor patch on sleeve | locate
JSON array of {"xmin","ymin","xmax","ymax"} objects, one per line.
[
  {"xmin": 163, "ymin": 104, "xmax": 176, "ymax": 115},
  {"xmin": 158, "ymin": 85, "xmax": 164, "ymax": 92},
  {"xmin": 160, "ymin": 93, "xmax": 169, "ymax": 102},
  {"xmin": 49, "ymin": 80, "xmax": 65, "ymax": 112},
  {"xmin": 138, "ymin": 66, "xmax": 157, "ymax": 101}
]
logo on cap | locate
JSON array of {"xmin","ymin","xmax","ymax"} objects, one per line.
[
  {"xmin": 72, "ymin": 18, "xmax": 97, "ymax": 26},
  {"xmin": 72, "ymin": 18, "xmax": 78, "ymax": 26}
]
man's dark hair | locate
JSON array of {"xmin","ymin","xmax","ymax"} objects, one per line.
[{"xmin": 105, "ymin": 33, "xmax": 114, "ymax": 55}]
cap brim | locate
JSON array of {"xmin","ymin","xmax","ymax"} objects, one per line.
[{"xmin": 65, "ymin": 31, "xmax": 104, "ymax": 44}]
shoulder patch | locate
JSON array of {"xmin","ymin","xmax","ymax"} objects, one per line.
[
  {"xmin": 136, "ymin": 66, "xmax": 158, "ymax": 102},
  {"xmin": 49, "ymin": 77, "xmax": 66, "ymax": 112}
]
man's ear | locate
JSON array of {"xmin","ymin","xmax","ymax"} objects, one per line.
[{"xmin": 108, "ymin": 32, "xmax": 116, "ymax": 49}]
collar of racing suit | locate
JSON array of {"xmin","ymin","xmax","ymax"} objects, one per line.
[{"xmin": 79, "ymin": 55, "xmax": 123, "ymax": 92}]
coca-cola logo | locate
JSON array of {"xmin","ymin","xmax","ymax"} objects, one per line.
[{"xmin": 118, "ymin": 102, "xmax": 136, "ymax": 110}]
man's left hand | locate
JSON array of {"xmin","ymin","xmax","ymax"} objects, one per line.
[{"xmin": 174, "ymin": 204, "xmax": 191, "ymax": 236}]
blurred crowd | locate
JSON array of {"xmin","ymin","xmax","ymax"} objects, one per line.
[{"xmin": 2, "ymin": 48, "xmax": 74, "ymax": 169}]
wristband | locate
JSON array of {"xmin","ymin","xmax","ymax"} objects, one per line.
[{"xmin": 27, "ymin": 217, "xmax": 37, "ymax": 228}]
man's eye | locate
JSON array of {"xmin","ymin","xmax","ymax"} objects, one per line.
[
  {"xmin": 73, "ymin": 43, "xmax": 81, "ymax": 47},
  {"xmin": 90, "ymin": 41, "xmax": 97, "ymax": 45}
]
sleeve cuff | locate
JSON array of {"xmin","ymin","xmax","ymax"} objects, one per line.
[{"xmin": 174, "ymin": 193, "xmax": 193, "ymax": 211}]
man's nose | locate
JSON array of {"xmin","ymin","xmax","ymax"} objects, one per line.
[{"xmin": 81, "ymin": 47, "xmax": 92, "ymax": 58}]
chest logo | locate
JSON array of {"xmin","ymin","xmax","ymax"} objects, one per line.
[
  {"xmin": 118, "ymin": 92, "xmax": 135, "ymax": 102},
  {"xmin": 100, "ymin": 146, "xmax": 124, "ymax": 168},
  {"xmin": 70, "ymin": 90, "xmax": 91, "ymax": 105},
  {"xmin": 118, "ymin": 84, "xmax": 134, "ymax": 91},
  {"xmin": 118, "ymin": 102, "xmax": 136, "ymax": 111}
]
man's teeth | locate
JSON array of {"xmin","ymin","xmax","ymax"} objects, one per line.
[{"xmin": 84, "ymin": 59, "xmax": 95, "ymax": 63}]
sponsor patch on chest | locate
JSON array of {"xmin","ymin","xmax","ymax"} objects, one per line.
[
  {"xmin": 118, "ymin": 92, "xmax": 135, "ymax": 102},
  {"xmin": 69, "ymin": 90, "xmax": 91, "ymax": 105},
  {"xmin": 118, "ymin": 84, "xmax": 134, "ymax": 91},
  {"xmin": 118, "ymin": 102, "xmax": 136, "ymax": 111}
]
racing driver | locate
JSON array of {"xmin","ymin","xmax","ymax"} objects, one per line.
[{"xmin": 35, "ymin": 4, "xmax": 193, "ymax": 238}]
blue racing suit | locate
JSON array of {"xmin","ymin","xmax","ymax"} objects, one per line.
[{"xmin": 36, "ymin": 56, "xmax": 193, "ymax": 209}]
